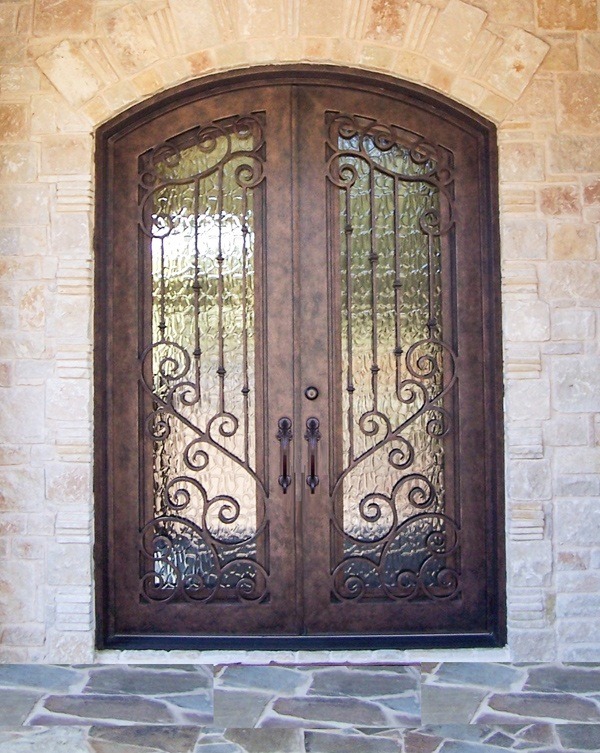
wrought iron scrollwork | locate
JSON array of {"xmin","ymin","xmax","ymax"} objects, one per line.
[
  {"xmin": 327, "ymin": 111, "xmax": 460, "ymax": 603},
  {"xmin": 138, "ymin": 113, "xmax": 269, "ymax": 603}
]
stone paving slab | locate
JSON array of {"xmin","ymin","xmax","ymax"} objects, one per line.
[{"xmin": 1, "ymin": 663, "xmax": 600, "ymax": 751}]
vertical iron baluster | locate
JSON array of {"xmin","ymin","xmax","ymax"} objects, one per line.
[
  {"xmin": 217, "ymin": 162, "xmax": 226, "ymax": 413},
  {"xmin": 393, "ymin": 176, "xmax": 403, "ymax": 397},
  {"xmin": 241, "ymin": 186, "xmax": 250, "ymax": 465},
  {"xmin": 344, "ymin": 186, "xmax": 355, "ymax": 465},
  {"xmin": 193, "ymin": 176, "xmax": 202, "ymax": 400},
  {"xmin": 369, "ymin": 158, "xmax": 379, "ymax": 411},
  {"xmin": 427, "ymin": 230, "xmax": 437, "ymax": 335},
  {"xmin": 158, "ymin": 237, "xmax": 166, "ymax": 340}
]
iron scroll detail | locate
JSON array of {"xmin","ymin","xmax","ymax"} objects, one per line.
[
  {"xmin": 138, "ymin": 113, "xmax": 269, "ymax": 604},
  {"xmin": 326, "ymin": 111, "xmax": 460, "ymax": 603}
]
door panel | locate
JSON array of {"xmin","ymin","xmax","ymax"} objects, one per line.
[
  {"xmin": 296, "ymin": 86, "xmax": 491, "ymax": 636},
  {"xmin": 95, "ymin": 70, "xmax": 505, "ymax": 648}
]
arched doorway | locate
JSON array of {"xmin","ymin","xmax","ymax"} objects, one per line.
[{"xmin": 94, "ymin": 67, "xmax": 505, "ymax": 649}]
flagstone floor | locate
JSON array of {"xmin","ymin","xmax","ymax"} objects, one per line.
[{"xmin": 0, "ymin": 663, "xmax": 599, "ymax": 752}]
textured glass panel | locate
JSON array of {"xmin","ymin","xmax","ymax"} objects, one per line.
[
  {"xmin": 138, "ymin": 116, "xmax": 267, "ymax": 603},
  {"xmin": 328, "ymin": 114, "xmax": 457, "ymax": 602}
]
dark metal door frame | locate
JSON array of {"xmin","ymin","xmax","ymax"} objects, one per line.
[{"xmin": 94, "ymin": 66, "xmax": 506, "ymax": 650}]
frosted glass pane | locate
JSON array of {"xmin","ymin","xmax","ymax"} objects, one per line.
[
  {"xmin": 330, "ymin": 116, "xmax": 456, "ymax": 602},
  {"xmin": 139, "ymin": 117, "xmax": 267, "ymax": 602}
]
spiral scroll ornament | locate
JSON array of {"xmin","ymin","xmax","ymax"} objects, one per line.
[
  {"xmin": 327, "ymin": 112, "xmax": 460, "ymax": 603},
  {"xmin": 138, "ymin": 114, "xmax": 269, "ymax": 603}
]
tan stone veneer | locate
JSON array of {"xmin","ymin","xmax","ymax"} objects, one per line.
[{"xmin": 0, "ymin": 0, "xmax": 598, "ymax": 663}]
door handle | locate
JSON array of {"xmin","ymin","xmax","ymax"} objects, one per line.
[
  {"xmin": 304, "ymin": 416, "xmax": 321, "ymax": 494},
  {"xmin": 276, "ymin": 417, "xmax": 293, "ymax": 493}
]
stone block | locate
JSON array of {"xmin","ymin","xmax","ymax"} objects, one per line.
[
  {"xmin": 0, "ymin": 144, "xmax": 37, "ymax": 182},
  {"xmin": 0, "ymin": 4, "xmax": 19, "ymax": 33},
  {"xmin": 425, "ymin": 0, "xmax": 486, "ymax": 71},
  {"xmin": 540, "ymin": 261, "xmax": 600, "ymax": 304},
  {"xmin": 51, "ymin": 295, "xmax": 90, "ymax": 340},
  {"xmin": 364, "ymin": 0, "xmax": 409, "ymax": 44},
  {"xmin": 236, "ymin": 0, "xmax": 282, "ymax": 38},
  {"xmin": 0, "ymin": 361, "xmax": 13, "ymax": 387},
  {"xmin": 508, "ymin": 459, "xmax": 552, "ymax": 501},
  {"xmin": 556, "ymin": 473, "xmax": 600, "ymax": 497},
  {"xmin": 559, "ymin": 73, "xmax": 600, "ymax": 133},
  {"xmin": 45, "ymin": 462, "xmax": 91, "ymax": 506},
  {"xmin": 359, "ymin": 43, "xmax": 397, "ymax": 72},
  {"xmin": 549, "ymin": 135, "xmax": 600, "ymax": 173},
  {"xmin": 537, "ymin": 0, "xmax": 597, "ymax": 31},
  {"xmin": 0, "ymin": 466, "xmax": 45, "ymax": 514},
  {"xmin": 168, "ymin": 0, "xmax": 230, "ymax": 52},
  {"xmin": 0, "ymin": 103, "xmax": 27, "ymax": 141},
  {"xmin": 12, "ymin": 536, "xmax": 46, "ymax": 561},
  {"xmin": 19, "ymin": 285, "xmax": 45, "ymax": 331},
  {"xmin": 0, "ymin": 386, "xmax": 45, "ymax": 442},
  {"xmin": 482, "ymin": 93, "xmax": 513, "ymax": 123},
  {"xmin": 0, "ymin": 560, "xmax": 37, "ymax": 621},
  {"xmin": 500, "ymin": 142, "xmax": 545, "ymax": 182},
  {"xmin": 557, "ymin": 570, "xmax": 600, "ymax": 593},
  {"xmin": 582, "ymin": 32, "xmax": 600, "ymax": 70},
  {"xmin": 483, "ymin": 29, "xmax": 549, "ymax": 100},
  {"xmin": 299, "ymin": 0, "xmax": 345, "ymax": 36},
  {"xmin": 551, "ymin": 308, "xmax": 595, "ymax": 340},
  {"xmin": 33, "ymin": 0, "xmax": 93, "ymax": 35},
  {"xmin": 509, "ymin": 541, "xmax": 552, "ymax": 587},
  {"xmin": 540, "ymin": 185, "xmax": 581, "ymax": 216},
  {"xmin": 0, "ymin": 185, "xmax": 50, "ymax": 226},
  {"xmin": 557, "ymin": 593, "xmax": 600, "ymax": 618},
  {"xmin": 99, "ymin": 4, "xmax": 160, "ymax": 76},
  {"xmin": 506, "ymin": 376, "xmax": 550, "ymax": 422},
  {"xmin": 46, "ymin": 543, "xmax": 91, "ymax": 586},
  {"xmin": 507, "ymin": 78, "xmax": 556, "ymax": 121},
  {"xmin": 36, "ymin": 41, "xmax": 103, "ymax": 108},
  {"xmin": 556, "ymin": 498, "xmax": 600, "ymax": 546},
  {"xmin": 504, "ymin": 298, "xmax": 550, "ymax": 342},
  {"xmin": 0, "ymin": 512, "xmax": 27, "ymax": 537},
  {"xmin": 1, "ymin": 623, "xmax": 45, "ymax": 647},
  {"xmin": 583, "ymin": 177, "xmax": 600, "ymax": 205},
  {"xmin": 540, "ymin": 31, "xmax": 578, "ymax": 72},
  {"xmin": 543, "ymin": 413, "xmax": 590, "ymax": 446},
  {"xmin": 558, "ymin": 549, "xmax": 590, "ymax": 570},
  {"xmin": 0, "ymin": 65, "xmax": 40, "ymax": 95},
  {"xmin": 552, "ymin": 356, "xmax": 600, "ymax": 412},
  {"xmin": 46, "ymin": 378, "xmax": 90, "ymax": 422},
  {"xmin": 507, "ymin": 424, "xmax": 543, "ymax": 458},
  {"xmin": 550, "ymin": 223, "xmax": 596, "ymax": 260},
  {"xmin": 40, "ymin": 134, "xmax": 91, "ymax": 176}
]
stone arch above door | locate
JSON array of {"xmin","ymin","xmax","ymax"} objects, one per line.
[{"xmin": 34, "ymin": 0, "xmax": 548, "ymax": 128}]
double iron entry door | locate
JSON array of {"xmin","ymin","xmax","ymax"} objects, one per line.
[{"xmin": 96, "ymin": 72, "xmax": 505, "ymax": 648}]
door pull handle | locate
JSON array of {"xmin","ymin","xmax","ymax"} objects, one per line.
[
  {"xmin": 276, "ymin": 417, "xmax": 293, "ymax": 493},
  {"xmin": 304, "ymin": 416, "xmax": 321, "ymax": 494}
]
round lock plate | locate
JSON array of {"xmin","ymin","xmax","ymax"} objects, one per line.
[{"xmin": 304, "ymin": 386, "xmax": 319, "ymax": 400}]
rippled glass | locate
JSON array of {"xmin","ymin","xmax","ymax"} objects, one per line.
[
  {"xmin": 335, "ymin": 124, "xmax": 448, "ymax": 599},
  {"xmin": 145, "ymin": 124, "xmax": 261, "ymax": 598}
]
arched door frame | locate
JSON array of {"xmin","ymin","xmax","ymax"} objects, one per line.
[{"xmin": 94, "ymin": 65, "xmax": 506, "ymax": 650}]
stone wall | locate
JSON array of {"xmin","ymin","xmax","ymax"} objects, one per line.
[{"xmin": 0, "ymin": 0, "xmax": 598, "ymax": 663}]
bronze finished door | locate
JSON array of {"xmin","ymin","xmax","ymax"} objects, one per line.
[{"xmin": 95, "ymin": 70, "xmax": 505, "ymax": 649}]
